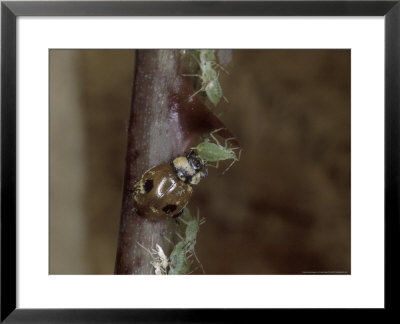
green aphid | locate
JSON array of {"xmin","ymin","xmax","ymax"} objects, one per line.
[
  {"xmin": 202, "ymin": 65, "xmax": 218, "ymax": 83},
  {"xmin": 192, "ymin": 129, "xmax": 242, "ymax": 174},
  {"xmin": 183, "ymin": 67, "xmax": 225, "ymax": 106},
  {"xmin": 205, "ymin": 79, "xmax": 223, "ymax": 106},
  {"xmin": 185, "ymin": 220, "xmax": 200, "ymax": 252},
  {"xmin": 191, "ymin": 49, "xmax": 217, "ymax": 66},
  {"xmin": 179, "ymin": 208, "xmax": 206, "ymax": 274},
  {"xmin": 199, "ymin": 50, "xmax": 217, "ymax": 63},
  {"xmin": 185, "ymin": 220, "xmax": 200, "ymax": 244},
  {"xmin": 181, "ymin": 261, "xmax": 192, "ymax": 274},
  {"xmin": 175, "ymin": 208, "xmax": 200, "ymax": 252},
  {"xmin": 184, "ymin": 49, "xmax": 229, "ymax": 106},
  {"xmin": 199, "ymin": 50, "xmax": 229, "ymax": 75},
  {"xmin": 180, "ymin": 208, "xmax": 200, "ymax": 239},
  {"xmin": 195, "ymin": 141, "xmax": 236, "ymax": 162},
  {"xmin": 169, "ymin": 241, "xmax": 188, "ymax": 275}
]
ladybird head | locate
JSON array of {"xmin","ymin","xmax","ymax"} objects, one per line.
[{"xmin": 172, "ymin": 151, "xmax": 207, "ymax": 185}]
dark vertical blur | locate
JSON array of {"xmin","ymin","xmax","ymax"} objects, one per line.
[
  {"xmin": 50, "ymin": 50, "xmax": 134, "ymax": 274},
  {"xmin": 50, "ymin": 49, "xmax": 350, "ymax": 274}
]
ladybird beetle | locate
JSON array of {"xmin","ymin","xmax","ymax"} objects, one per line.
[{"xmin": 132, "ymin": 151, "xmax": 207, "ymax": 220}]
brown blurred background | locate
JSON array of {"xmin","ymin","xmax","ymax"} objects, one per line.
[{"xmin": 49, "ymin": 49, "xmax": 350, "ymax": 274}]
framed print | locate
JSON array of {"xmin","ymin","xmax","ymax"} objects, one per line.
[{"xmin": 1, "ymin": 0, "xmax": 399, "ymax": 322}]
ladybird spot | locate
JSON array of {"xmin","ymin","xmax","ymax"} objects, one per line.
[
  {"xmin": 162, "ymin": 204, "xmax": 177, "ymax": 214},
  {"xmin": 144, "ymin": 179, "xmax": 153, "ymax": 193}
]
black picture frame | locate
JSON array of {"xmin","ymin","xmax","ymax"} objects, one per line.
[{"xmin": 1, "ymin": 0, "xmax": 399, "ymax": 322}]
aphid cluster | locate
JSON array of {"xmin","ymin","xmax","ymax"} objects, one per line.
[
  {"xmin": 193, "ymin": 128, "xmax": 241, "ymax": 175},
  {"xmin": 137, "ymin": 208, "xmax": 205, "ymax": 275},
  {"xmin": 169, "ymin": 208, "xmax": 205, "ymax": 274},
  {"xmin": 184, "ymin": 49, "xmax": 229, "ymax": 106}
]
